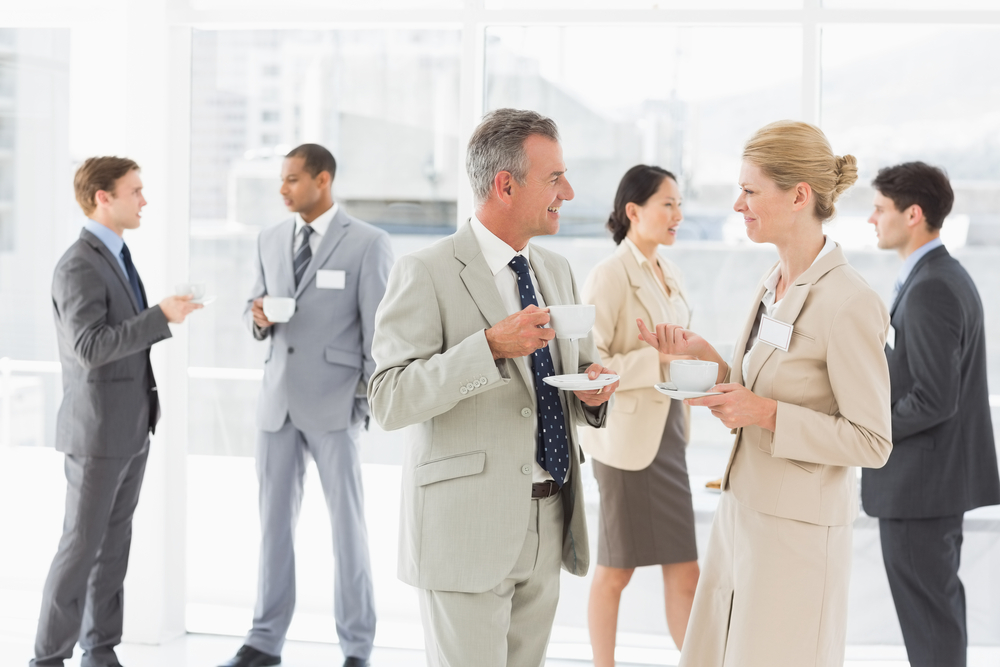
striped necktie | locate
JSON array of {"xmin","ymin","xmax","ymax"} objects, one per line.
[
  {"xmin": 508, "ymin": 254, "xmax": 570, "ymax": 487},
  {"xmin": 293, "ymin": 225, "xmax": 314, "ymax": 288}
]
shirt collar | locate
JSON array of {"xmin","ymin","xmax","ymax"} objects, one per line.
[
  {"xmin": 84, "ymin": 218, "xmax": 124, "ymax": 257},
  {"xmin": 469, "ymin": 214, "xmax": 528, "ymax": 276},
  {"xmin": 764, "ymin": 235, "xmax": 835, "ymax": 294},
  {"xmin": 294, "ymin": 202, "xmax": 338, "ymax": 238},
  {"xmin": 623, "ymin": 236, "xmax": 651, "ymax": 268},
  {"xmin": 896, "ymin": 237, "xmax": 943, "ymax": 289}
]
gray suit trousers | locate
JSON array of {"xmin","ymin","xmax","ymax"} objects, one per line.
[
  {"xmin": 31, "ymin": 441, "xmax": 149, "ymax": 667},
  {"xmin": 880, "ymin": 515, "xmax": 967, "ymax": 667},
  {"xmin": 246, "ymin": 418, "xmax": 376, "ymax": 659}
]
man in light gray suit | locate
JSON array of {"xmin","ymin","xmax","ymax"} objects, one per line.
[
  {"xmin": 219, "ymin": 144, "xmax": 392, "ymax": 667},
  {"xmin": 33, "ymin": 157, "xmax": 201, "ymax": 667},
  {"xmin": 369, "ymin": 109, "xmax": 619, "ymax": 666}
]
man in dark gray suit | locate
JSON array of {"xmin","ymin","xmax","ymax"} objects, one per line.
[
  {"xmin": 32, "ymin": 157, "xmax": 201, "ymax": 667},
  {"xmin": 219, "ymin": 144, "xmax": 391, "ymax": 667},
  {"xmin": 862, "ymin": 161, "xmax": 1000, "ymax": 667}
]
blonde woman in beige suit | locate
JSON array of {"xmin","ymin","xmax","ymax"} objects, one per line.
[
  {"xmin": 638, "ymin": 121, "xmax": 893, "ymax": 667},
  {"xmin": 582, "ymin": 165, "xmax": 699, "ymax": 665}
]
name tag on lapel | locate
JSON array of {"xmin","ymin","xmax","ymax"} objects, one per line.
[
  {"xmin": 759, "ymin": 314, "xmax": 793, "ymax": 352},
  {"xmin": 316, "ymin": 269, "xmax": 346, "ymax": 290},
  {"xmin": 886, "ymin": 325, "xmax": 896, "ymax": 350}
]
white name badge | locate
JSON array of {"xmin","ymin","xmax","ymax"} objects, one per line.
[
  {"xmin": 886, "ymin": 325, "xmax": 896, "ymax": 350},
  {"xmin": 316, "ymin": 269, "xmax": 346, "ymax": 290},
  {"xmin": 759, "ymin": 314, "xmax": 793, "ymax": 352}
]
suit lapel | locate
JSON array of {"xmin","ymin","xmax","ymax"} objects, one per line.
[
  {"xmin": 81, "ymin": 230, "xmax": 140, "ymax": 315},
  {"xmin": 619, "ymin": 246, "xmax": 669, "ymax": 328},
  {"xmin": 731, "ymin": 279, "xmax": 769, "ymax": 387},
  {"xmin": 454, "ymin": 223, "xmax": 535, "ymax": 391},
  {"xmin": 744, "ymin": 281, "xmax": 810, "ymax": 390},
  {"xmin": 890, "ymin": 244, "xmax": 948, "ymax": 317},
  {"xmin": 295, "ymin": 210, "xmax": 349, "ymax": 297}
]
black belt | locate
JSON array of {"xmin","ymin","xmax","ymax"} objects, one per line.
[{"xmin": 531, "ymin": 481, "xmax": 561, "ymax": 498}]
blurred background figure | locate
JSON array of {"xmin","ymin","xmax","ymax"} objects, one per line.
[{"xmin": 582, "ymin": 165, "xmax": 699, "ymax": 664}]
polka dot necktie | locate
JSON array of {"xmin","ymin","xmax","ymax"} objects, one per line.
[{"xmin": 508, "ymin": 255, "xmax": 569, "ymax": 487}]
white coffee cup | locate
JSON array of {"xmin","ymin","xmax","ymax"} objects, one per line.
[
  {"xmin": 263, "ymin": 296, "xmax": 296, "ymax": 323},
  {"xmin": 547, "ymin": 304, "xmax": 596, "ymax": 339},
  {"xmin": 670, "ymin": 359, "xmax": 719, "ymax": 393},
  {"xmin": 175, "ymin": 282, "xmax": 206, "ymax": 301}
]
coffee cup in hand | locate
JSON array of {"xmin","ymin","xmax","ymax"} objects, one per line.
[
  {"xmin": 547, "ymin": 304, "xmax": 596, "ymax": 340},
  {"xmin": 669, "ymin": 359, "xmax": 719, "ymax": 392},
  {"xmin": 262, "ymin": 296, "xmax": 296, "ymax": 323}
]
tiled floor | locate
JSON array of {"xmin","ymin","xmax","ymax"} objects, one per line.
[{"xmin": 3, "ymin": 632, "xmax": 1000, "ymax": 667}]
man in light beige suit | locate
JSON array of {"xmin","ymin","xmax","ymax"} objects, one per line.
[{"xmin": 368, "ymin": 108, "xmax": 618, "ymax": 667}]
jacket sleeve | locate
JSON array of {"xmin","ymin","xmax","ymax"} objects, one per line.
[
  {"xmin": 53, "ymin": 255, "xmax": 171, "ymax": 370},
  {"xmin": 244, "ymin": 231, "xmax": 269, "ymax": 341},
  {"xmin": 771, "ymin": 289, "xmax": 893, "ymax": 469},
  {"xmin": 358, "ymin": 231, "xmax": 394, "ymax": 389},
  {"xmin": 368, "ymin": 254, "xmax": 509, "ymax": 431},
  {"xmin": 890, "ymin": 278, "xmax": 963, "ymax": 442}
]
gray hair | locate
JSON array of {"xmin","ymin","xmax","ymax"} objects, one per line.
[{"xmin": 466, "ymin": 108, "xmax": 560, "ymax": 205}]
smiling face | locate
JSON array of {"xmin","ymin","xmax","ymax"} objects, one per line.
[
  {"xmin": 508, "ymin": 134, "xmax": 575, "ymax": 242},
  {"xmin": 733, "ymin": 160, "xmax": 801, "ymax": 245},
  {"xmin": 627, "ymin": 176, "xmax": 683, "ymax": 248},
  {"xmin": 98, "ymin": 169, "xmax": 145, "ymax": 236},
  {"xmin": 868, "ymin": 191, "xmax": 914, "ymax": 252}
]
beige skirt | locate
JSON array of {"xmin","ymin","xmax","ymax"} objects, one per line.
[
  {"xmin": 679, "ymin": 490, "xmax": 853, "ymax": 667},
  {"xmin": 592, "ymin": 399, "xmax": 697, "ymax": 568}
]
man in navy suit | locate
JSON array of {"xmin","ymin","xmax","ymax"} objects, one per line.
[{"xmin": 862, "ymin": 161, "xmax": 1000, "ymax": 667}]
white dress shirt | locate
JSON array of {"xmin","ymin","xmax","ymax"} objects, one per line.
[
  {"xmin": 294, "ymin": 202, "xmax": 339, "ymax": 255},
  {"xmin": 469, "ymin": 215, "xmax": 566, "ymax": 484},
  {"xmin": 743, "ymin": 236, "xmax": 835, "ymax": 381}
]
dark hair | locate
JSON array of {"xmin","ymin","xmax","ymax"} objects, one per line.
[
  {"xmin": 74, "ymin": 156, "xmax": 140, "ymax": 216},
  {"xmin": 871, "ymin": 161, "xmax": 954, "ymax": 231},
  {"xmin": 607, "ymin": 165, "xmax": 676, "ymax": 245},
  {"xmin": 285, "ymin": 143, "xmax": 337, "ymax": 183}
]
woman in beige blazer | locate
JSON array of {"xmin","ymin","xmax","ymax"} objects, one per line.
[
  {"xmin": 639, "ymin": 121, "xmax": 892, "ymax": 667},
  {"xmin": 582, "ymin": 165, "xmax": 700, "ymax": 664}
]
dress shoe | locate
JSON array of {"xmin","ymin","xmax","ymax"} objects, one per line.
[
  {"xmin": 218, "ymin": 645, "xmax": 280, "ymax": 667},
  {"xmin": 343, "ymin": 658, "xmax": 369, "ymax": 667}
]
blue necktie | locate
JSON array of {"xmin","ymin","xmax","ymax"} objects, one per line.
[
  {"xmin": 120, "ymin": 243, "xmax": 145, "ymax": 310},
  {"xmin": 508, "ymin": 255, "xmax": 570, "ymax": 487}
]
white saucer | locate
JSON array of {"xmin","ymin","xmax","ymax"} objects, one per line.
[
  {"xmin": 192, "ymin": 295, "xmax": 216, "ymax": 305},
  {"xmin": 654, "ymin": 383, "xmax": 722, "ymax": 400},
  {"xmin": 543, "ymin": 373, "xmax": 619, "ymax": 391}
]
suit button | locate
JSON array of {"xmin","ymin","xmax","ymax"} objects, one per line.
[
  {"xmin": 479, "ymin": 376, "xmax": 488, "ymax": 385},
  {"xmin": 460, "ymin": 386, "xmax": 469, "ymax": 395},
  {"xmin": 521, "ymin": 465, "xmax": 532, "ymax": 475},
  {"xmin": 473, "ymin": 379, "xmax": 481, "ymax": 388},
  {"xmin": 521, "ymin": 407, "xmax": 532, "ymax": 418},
  {"xmin": 288, "ymin": 347, "xmax": 294, "ymax": 354},
  {"xmin": 466, "ymin": 382, "xmax": 475, "ymax": 391}
]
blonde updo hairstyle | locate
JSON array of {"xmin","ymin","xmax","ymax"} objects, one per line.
[{"xmin": 742, "ymin": 120, "xmax": 857, "ymax": 222}]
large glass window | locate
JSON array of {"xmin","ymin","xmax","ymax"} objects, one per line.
[{"xmin": 821, "ymin": 24, "xmax": 1000, "ymax": 410}]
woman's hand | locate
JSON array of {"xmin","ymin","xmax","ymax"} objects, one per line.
[
  {"xmin": 687, "ymin": 383, "xmax": 777, "ymax": 431},
  {"xmin": 637, "ymin": 320, "xmax": 711, "ymax": 357}
]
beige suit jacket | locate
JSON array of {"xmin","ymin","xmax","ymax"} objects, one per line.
[
  {"xmin": 368, "ymin": 221, "xmax": 605, "ymax": 593},
  {"xmin": 581, "ymin": 243, "xmax": 690, "ymax": 470},
  {"xmin": 723, "ymin": 243, "xmax": 892, "ymax": 526}
]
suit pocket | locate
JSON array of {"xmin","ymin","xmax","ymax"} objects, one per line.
[
  {"xmin": 904, "ymin": 434, "xmax": 936, "ymax": 451},
  {"xmin": 87, "ymin": 377, "xmax": 134, "ymax": 383},
  {"xmin": 787, "ymin": 458, "xmax": 818, "ymax": 473},
  {"xmin": 325, "ymin": 346, "xmax": 362, "ymax": 370},
  {"xmin": 415, "ymin": 451, "xmax": 486, "ymax": 487}
]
